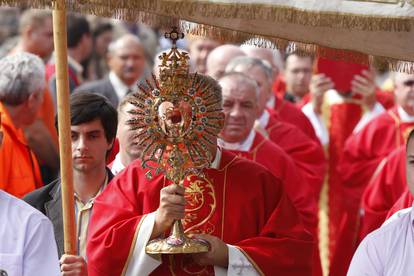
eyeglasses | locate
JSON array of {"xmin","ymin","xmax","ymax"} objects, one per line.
[{"xmin": 403, "ymin": 80, "xmax": 414, "ymax": 87}]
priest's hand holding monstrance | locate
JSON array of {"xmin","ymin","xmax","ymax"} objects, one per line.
[{"xmin": 126, "ymin": 28, "xmax": 224, "ymax": 254}]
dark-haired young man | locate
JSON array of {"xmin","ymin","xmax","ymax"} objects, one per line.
[
  {"xmin": 24, "ymin": 92, "xmax": 117, "ymax": 276},
  {"xmin": 47, "ymin": 13, "xmax": 92, "ymax": 108}
]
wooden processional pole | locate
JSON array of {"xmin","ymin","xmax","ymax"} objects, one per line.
[{"xmin": 52, "ymin": 0, "xmax": 77, "ymax": 255}]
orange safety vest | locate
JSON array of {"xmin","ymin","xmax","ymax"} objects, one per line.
[{"xmin": 0, "ymin": 103, "xmax": 43, "ymax": 198}]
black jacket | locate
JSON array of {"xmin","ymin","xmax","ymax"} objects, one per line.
[{"xmin": 23, "ymin": 168, "xmax": 114, "ymax": 257}]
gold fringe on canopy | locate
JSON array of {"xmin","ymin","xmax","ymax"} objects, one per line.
[
  {"xmin": 4, "ymin": 0, "xmax": 411, "ymax": 32},
  {"xmin": 1, "ymin": 0, "xmax": 413, "ymax": 73}
]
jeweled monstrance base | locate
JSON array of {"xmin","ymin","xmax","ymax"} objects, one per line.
[{"xmin": 145, "ymin": 220, "xmax": 210, "ymax": 254}]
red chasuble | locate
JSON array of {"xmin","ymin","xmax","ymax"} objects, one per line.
[
  {"xmin": 87, "ymin": 150, "xmax": 314, "ymax": 276},
  {"xmin": 227, "ymin": 132, "xmax": 321, "ymax": 276},
  {"xmin": 386, "ymin": 190, "xmax": 414, "ymax": 219},
  {"xmin": 270, "ymin": 100, "xmax": 319, "ymax": 143},
  {"xmin": 330, "ymin": 108, "xmax": 414, "ymax": 275},
  {"xmin": 265, "ymin": 116, "xmax": 326, "ymax": 202},
  {"xmin": 359, "ymin": 146, "xmax": 407, "ymax": 240},
  {"xmin": 227, "ymin": 132, "xmax": 318, "ymax": 232},
  {"xmin": 341, "ymin": 108, "xmax": 414, "ymax": 201}
]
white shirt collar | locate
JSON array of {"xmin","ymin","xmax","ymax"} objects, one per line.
[
  {"xmin": 217, "ymin": 129, "xmax": 256, "ymax": 152},
  {"xmin": 266, "ymin": 94, "xmax": 276, "ymax": 109},
  {"xmin": 109, "ymin": 71, "xmax": 136, "ymax": 101},
  {"xmin": 210, "ymin": 147, "xmax": 222, "ymax": 169},
  {"xmin": 67, "ymin": 55, "xmax": 83, "ymax": 75},
  {"xmin": 398, "ymin": 106, "xmax": 414, "ymax": 123},
  {"xmin": 257, "ymin": 110, "xmax": 270, "ymax": 129},
  {"xmin": 111, "ymin": 152, "xmax": 126, "ymax": 175}
]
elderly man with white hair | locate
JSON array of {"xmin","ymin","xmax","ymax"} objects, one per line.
[
  {"xmin": 75, "ymin": 34, "xmax": 147, "ymax": 107},
  {"xmin": 0, "ymin": 52, "xmax": 46, "ymax": 197},
  {"xmin": 0, "ymin": 52, "xmax": 60, "ymax": 276},
  {"xmin": 225, "ymin": 56, "xmax": 326, "ymax": 202}
]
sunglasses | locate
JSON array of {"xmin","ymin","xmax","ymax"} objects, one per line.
[{"xmin": 403, "ymin": 80, "xmax": 414, "ymax": 87}]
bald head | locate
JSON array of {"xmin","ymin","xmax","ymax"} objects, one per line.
[
  {"xmin": 241, "ymin": 45, "xmax": 282, "ymax": 80},
  {"xmin": 188, "ymin": 37, "xmax": 220, "ymax": 74},
  {"xmin": 19, "ymin": 9, "xmax": 54, "ymax": 59},
  {"xmin": 206, "ymin": 44, "xmax": 245, "ymax": 80},
  {"xmin": 107, "ymin": 34, "xmax": 146, "ymax": 86}
]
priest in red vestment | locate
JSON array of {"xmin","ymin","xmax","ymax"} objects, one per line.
[
  {"xmin": 216, "ymin": 72, "xmax": 318, "ymax": 232},
  {"xmin": 217, "ymin": 72, "xmax": 321, "ymax": 275},
  {"xmin": 86, "ymin": 72, "xmax": 314, "ymax": 276},
  {"xmin": 276, "ymin": 53, "xmax": 392, "ymax": 275},
  {"xmin": 382, "ymin": 129, "xmax": 414, "ymax": 220},
  {"xmin": 359, "ymin": 146, "xmax": 407, "ymax": 240},
  {"xmin": 225, "ymin": 56, "xmax": 326, "ymax": 202},
  {"xmin": 333, "ymin": 72, "xmax": 414, "ymax": 274},
  {"xmin": 87, "ymin": 147, "xmax": 314, "ymax": 276}
]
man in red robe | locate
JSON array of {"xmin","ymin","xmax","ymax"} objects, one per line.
[
  {"xmin": 332, "ymin": 72, "xmax": 414, "ymax": 274},
  {"xmin": 86, "ymin": 73, "xmax": 314, "ymax": 276},
  {"xmin": 217, "ymin": 72, "xmax": 321, "ymax": 275},
  {"xmin": 225, "ymin": 56, "xmax": 326, "ymax": 202},
  {"xmin": 378, "ymin": 129, "xmax": 414, "ymax": 222},
  {"xmin": 359, "ymin": 146, "xmax": 407, "ymax": 240},
  {"xmin": 275, "ymin": 53, "xmax": 391, "ymax": 275},
  {"xmin": 217, "ymin": 72, "xmax": 318, "ymax": 231}
]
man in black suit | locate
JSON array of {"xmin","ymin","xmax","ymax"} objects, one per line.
[
  {"xmin": 24, "ymin": 92, "xmax": 118, "ymax": 276},
  {"xmin": 74, "ymin": 34, "xmax": 147, "ymax": 108}
]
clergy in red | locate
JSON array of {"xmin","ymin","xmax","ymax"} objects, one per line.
[
  {"xmin": 333, "ymin": 72, "xmax": 414, "ymax": 274},
  {"xmin": 225, "ymin": 56, "xmax": 326, "ymax": 201},
  {"xmin": 87, "ymin": 71, "xmax": 314, "ymax": 276},
  {"xmin": 385, "ymin": 129, "xmax": 414, "ymax": 219},
  {"xmin": 217, "ymin": 72, "xmax": 320, "ymax": 275},
  {"xmin": 87, "ymin": 148, "xmax": 314, "ymax": 276},
  {"xmin": 217, "ymin": 72, "xmax": 317, "ymax": 231},
  {"xmin": 262, "ymin": 112, "xmax": 325, "ymax": 201}
]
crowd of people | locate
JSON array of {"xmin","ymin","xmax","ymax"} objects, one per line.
[{"xmin": 1, "ymin": 7, "xmax": 414, "ymax": 276}]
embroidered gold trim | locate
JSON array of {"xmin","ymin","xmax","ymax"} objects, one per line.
[
  {"xmin": 221, "ymin": 161, "xmax": 228, "ymax": 239},
  {"xmin": 216, "ymin": 154, "xmax": 238, "ymax": 172},
  {"xmin": 368, "ymin": 157, "xmax": 388, "ymax": 185},
  {"xmin": 183, "ymin": 175, "xmax": 217, "ymax": 234},
  {"xmin": 320, "ymin": 96, "xmax": 331, "ymax": 275},
  {"xmin": 121, "ymin": 214, "xmax": 147, "ymax": 276},
  {"xmin": 387, "ymin": 109, "xmax": 402, "ymax": 147},
  {"xmin": 318, "ymin": 174, "xmax": 330, "ymax": 276},
  {"xmin": 250, "ymin": 136, "xmax": 267, "ymax": 162}
]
